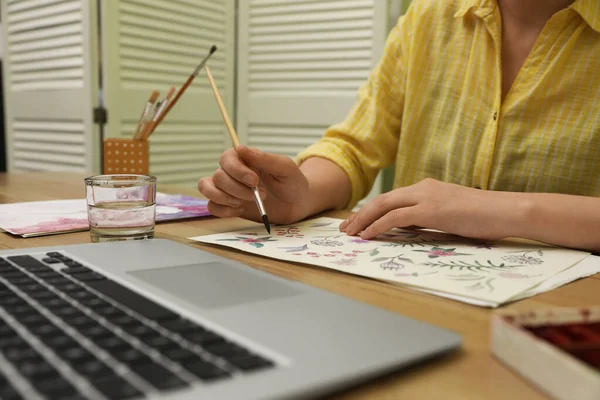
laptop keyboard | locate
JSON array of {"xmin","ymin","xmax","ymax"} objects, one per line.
[{"xmin": 0, "ymin": 253, "xmax": 275, "ymax": 399}]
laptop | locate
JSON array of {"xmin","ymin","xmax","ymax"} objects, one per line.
[{"xmin": 0, "ymin": 238, "xmax": 460, "ymax": 400}]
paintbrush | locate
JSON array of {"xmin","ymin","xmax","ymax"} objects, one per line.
[
  {"xmin": 149, "ymin": 45, "xmax": 217, "ymax": 132},
  {"xmin": 133, "ymin": 90, "xmax": 159, "ymax": 140},
  {"xmin": 141, "ymin": 86, "xmax": 176, "ymax": 140},
  {"xmin": 204, "ymin": 63, "xmax": 270, "ymax": 234}
]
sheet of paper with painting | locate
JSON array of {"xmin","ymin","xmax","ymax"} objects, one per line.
[
  {"xmin": 0, "ymin": 193, "xmax": 211, "ymax": 237},
  {"xmin": 189, "ymin": 217, "xmax": 593, "ymax": 307}
]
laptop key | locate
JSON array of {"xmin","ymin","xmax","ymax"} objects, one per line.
[
  {"xmin": 29, "ymin": 290, "xmax": 58, "ymax": 300},
  {"xmin": 33, "ymin": 271, "xmax": 62, "ymax": 279},
  {"xmin": 61, "ymin": 266, "xmax": 92, "ymax": 275},
  {"xmin": 95, "ymin": 305, "xmax": 125, "ymax": 318},
  {"xmin": 112, "ymin": 347, "xmax": 152, "ymax": 366},
  {"xmin": 228, "ymin": 354, "xmax": 274, "ymax": 372},
  {"xmin": 204, "ymin": 342, "xmax": 250, "ymax": 358},
  {"xmin": 161, "ymin": 345, "xmax": 198, "ymax": 362},
  {"xmin": 27, "ymin": 266, "xmax": 54, "ymax": 273},
  {"xmin": 95, "ymin": 335, "xmax": 130, "ymax": 350},
  {"xmin": 159, "ymin": 318, "xmax": 200, "ymax": 333},
  {"xmin": 44, "ymin": 277, "xmax": 73, "ymax": 286},
  {"xmin": 32, "ymin": 376, "xmax": 79, "ymax": 398},
  {"xmin": 18, "ymin": 283, "xmax": 46, "ymax": 293},
  {"xmin": 46, "ymin": 252, "xmax": 64, "ymax": 259},
  {"xmin": 30, "ymin": 323, "xmax": 62, "ymax": 338},
  {"xmin": 55, "ymin": 283, "xmax": 85, "ymax": 293},
  {"xmin": 92, "ymin": 375, "xmax": 144, "ymax": 400},
  {"xmin": 59, "ymin": 346, "xmax": 95, "ymax": 365},
  {"xmin": 42, "ymin": 334, "xmax": 79, "ymax": 350},
  {"xmin": 7, "ymin": 255, "xmax": 48, "ymax": 270},
  {"xmin": 20, "ymin": 313, "xmax": 46, "ymax": 327},
  {"xmin": 0, "ymin": 265, "xmax": 16, "ymax": 273},
  {"xmin": 42, "ymin": 258, "xmax": 62, "ymax": 264},
  {"xmin": 121, "ymin": 323, "xmax": 155, "ymax": 337},
  {"xmin": 71, "ymin": 272, "xmax": 106, "ymax": 282},
  {"xmin": 78, "ymin": 359, "xmax": 114, "ymax": 379},
  {"xmin": 104, "ymin": 311, "xmax": 133, "ymax": 323},
  {"xmin": 0, "ymin": 374, "xmax": 23, "ymax": 400},
  {"xmin": 132, "ymin": 362, "xmax": 189, "ymax": 391},
  {"xmin": 182, "ymin": 360, "xmax": 230, "ymax": 381},
  {"xmin": 17, "ymin": 358, "xmax": 58, "ymax": 380},
  {"xmin": 83, "ymin": 280, "xmax": 178, "ymax": 321},
  {"xmin": 79, "ymin": 297, "xmax": 110, "ymax": 309},
  {"xmin": 139, "ymin": 333, "xmax": 173, "ymax": 349},
  {"xmin": 64, "ymin": 261, "xmax": 83, "ymax": 268},
  {"xmin": 181, "ymin": 330, "xmax": 224, "ymax": 346},
  {"xmin": 4, "ymin": 346, "xmax": 38, "ymax": 362}
]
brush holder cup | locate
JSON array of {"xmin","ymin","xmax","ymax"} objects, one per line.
[{"xmin": 103, "ymin": 138, "xmax": 149, "ymax": 175}]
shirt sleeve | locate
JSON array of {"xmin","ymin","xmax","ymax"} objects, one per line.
[{"xmin": 296, "ymin": 12, "xmax": 411, "ymax": 209}]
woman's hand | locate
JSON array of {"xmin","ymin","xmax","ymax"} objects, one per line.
[
  {"xmin": 340, "ymin": 178, "xmax": 517, "ymax": 241},
  {"xmin": 198, "ymin": 145, "xmax": 312, "ymax": 224}
]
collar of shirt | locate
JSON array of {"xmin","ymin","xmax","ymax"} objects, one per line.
[
  {"xmin": 453, "ymin": 0, "xmax": 600, "ymax": 33},
  {"xmin": 571, "ymin": 0, "xmax": 600, "ymax": 32}
]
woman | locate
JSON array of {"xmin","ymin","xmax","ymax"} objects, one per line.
[{"xmin": 198, "ymin": 0, "xmax": 600, "ymax": 252}]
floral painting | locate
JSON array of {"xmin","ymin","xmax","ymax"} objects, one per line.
[
  {"xmin": 0, "ymin": 193, "xmax": 211, "ymax": 237},
  {"xmin": 189, "ymin": 217, "xmax": 591, "ymax": 307}
]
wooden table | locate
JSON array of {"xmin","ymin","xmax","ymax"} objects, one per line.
[{"xmin": 1, "ymin": 172, "xmax": 598, "ymax": 399}]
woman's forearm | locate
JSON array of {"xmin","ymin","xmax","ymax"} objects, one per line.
[
  {"xmin": 299, "ymin": 157, "xmax": 352, "ymax": 217},
  {"xmin": 505, "ymin": 192, "xmax": 600, "ymax": 253}
]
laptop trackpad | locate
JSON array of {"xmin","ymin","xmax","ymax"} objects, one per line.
[{"xmin": 128, "ymin": 262, "xmax": 302, "ymax": 309}]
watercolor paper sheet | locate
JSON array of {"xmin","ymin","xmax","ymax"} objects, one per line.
[
  {"xmin": 190, "ymin": 217, "xmax": 591, "ymax": 307},
  {"xmin": 0, "ymin": 193, "xmax": 211, "ymax": 237}
]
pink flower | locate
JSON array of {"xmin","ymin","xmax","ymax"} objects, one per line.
[
  {"xmin": 351, "ymin": 238, "xmax": 370, "ymax": 244},
  {"xmin": 431, "ymin": 249, "xmax": 456, "ymax": 257},
  {"xmin": 241, "ymin": 238, "xmax": 261, "ymax": 243}
]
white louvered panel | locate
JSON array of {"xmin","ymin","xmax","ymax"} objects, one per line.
[
  {"xmin": 1, "ymin": 0, "xmax": 100, "ymax": 173},
  {"xmin": 12, "ymin": 118, "xmax": 86, "ymax": 172},
  {"xmin": 247, "ymin": 0, "xmax": 375, "ymax": 93},
  {"xmin": 238, "ymin": 0, "xmax": 391, "ymax": 206},
  {"xmin": 6, "ymin": 0, "xmax": 84, "ymax": 91},
  {"xmin": 102, "ymin": 0, "xmax": 235, "ymax": 188}
]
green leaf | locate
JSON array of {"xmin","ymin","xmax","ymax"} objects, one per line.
[
  {"xmin": 369, "ymin": 249, "xmax": 380, "ymax": 256},
  {"xmin": 257, "ymin": 236, "xmax": 274, "ymax": 241},
  {"xmin": 250, "ymin": 243, "xmax": 264, "ymax": 248},
  {"xmin": 398, "ymin": 257, "xmax": 414, "ymax": 263},
  {"xmin": 372, "ymin": 257, "xmax": 389, "ymax": 262},
  {"xmin": 217, "ymin": 238, "xmax": 243, "ymax": 242}
]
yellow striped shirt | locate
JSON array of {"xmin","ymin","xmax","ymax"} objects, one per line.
[{"xmin": 296, "ymin": 0, "xmax": 600, "ymax": 209}]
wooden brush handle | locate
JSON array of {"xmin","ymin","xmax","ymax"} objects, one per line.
[{"xmin": 205, "ymin": 66, "xmax": 240, "ymax": 147}]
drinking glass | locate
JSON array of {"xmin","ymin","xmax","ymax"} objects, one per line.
[{"xmin": 85, "ymin": 174, "xmax": 157, "ymax": 242}]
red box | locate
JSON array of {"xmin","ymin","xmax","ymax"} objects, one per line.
[{"xmin": 492, "ymin": 307, "xmax": 600, "ymax": 400}]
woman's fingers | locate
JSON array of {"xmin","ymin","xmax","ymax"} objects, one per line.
[
  {"xmin": 207, "ymin": 201, "xmax": 245, "ymax": 218},
  {"xmin": 198, "ymin": 177, "xmax": 243, "ymax": 207},
  {"xmin": 212, "ymin": 168, "xmax": 256, "ymax": 202},
  {"xmin": 360, "ymin": 207, "xmax": 420, "ymax": 239},
  {"xmin": 343, "ymin": 190, "xmax": 416, "ymax": 236}
]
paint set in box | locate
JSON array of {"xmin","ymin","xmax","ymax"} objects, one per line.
[{"xmin": 492, "ymin": 307, "xmax": 600, "ymax": 400}]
